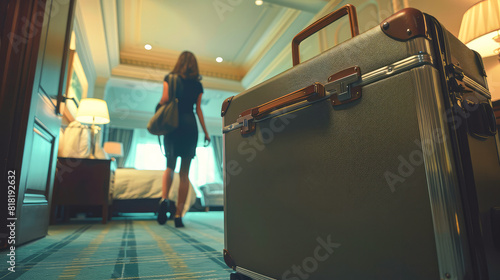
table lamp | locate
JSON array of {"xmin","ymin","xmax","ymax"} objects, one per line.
[
  {"xmin": 103, "ymin": 142, "xmax": 124, "ymax": 158},
  {"xmin": 458, "ymin": 0, "xmax": 500, "ymax": 58},
  {"xmin": 76, "ymin": 98, "xmax": 110, "ymax": 159}
]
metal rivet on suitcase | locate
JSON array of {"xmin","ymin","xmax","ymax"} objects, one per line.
[
  {"xmin": 383, "ymin": 22, "xmax": 389, "ymax": 30},
  {"xmin": 407, "ymin": 29, "xmax": 412, "ymax": 35}
]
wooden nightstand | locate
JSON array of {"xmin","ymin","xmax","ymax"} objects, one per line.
[{"xmin": 51, "ymin": 157, "xmax": 116, "ymax": 224}]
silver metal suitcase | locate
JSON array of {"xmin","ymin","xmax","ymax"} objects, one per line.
[{"xmin": 222, "ymin": 5, "xmax": 500, "ymax": 280}]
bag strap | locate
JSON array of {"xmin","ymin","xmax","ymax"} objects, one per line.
[
  {"xmin": 167, "ymin": 73, "xmax": 178, "ymax": 102},
  {"xmin": 157, "ymin": 73, "xmax": 180, "ymax": 157},
  {"xmin": 162, "ymin": 74, "xmax": 175, "ymax": 157}
]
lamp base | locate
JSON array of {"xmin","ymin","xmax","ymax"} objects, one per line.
[{"xmin": 89, "ymin": 123, "xmax": 96, "ymax": 159}]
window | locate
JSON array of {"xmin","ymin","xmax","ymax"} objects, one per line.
[
  {"xmin": 134, "ymin": 143, "xmax": 166, "ymax": 170},
  {"xmin": 190, "ymin": 146, "xmax": 220, "ymax": 188},
  {"xmin": 127, "ymin": 129, "xmax": 222, "ymax": 196}
]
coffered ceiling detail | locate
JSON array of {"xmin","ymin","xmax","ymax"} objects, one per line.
[
  {"xmin": 115, "ymin": 0, "xmax": 320, "ymax": 81},
  {"xmin": 77, "ymin": 0, "xmax": 329, "ymax": 85}
]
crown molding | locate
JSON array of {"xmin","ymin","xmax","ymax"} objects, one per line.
[
  {"xmin": 242, "ymin": 0, "xmax": 344, "ymax": 88},
  {"xmin": 111, "ymin": 64, "xmax": 244, "ymax": 93},
  {"xmin": 96, "ymin": 76, "xmax": 109, "ymax": 87},
  {"xmin": 100, "ymin": 0, "xmax": 120, "ymax": 70},
  {"xmin": 264, "ymin": 0, "xmax": 326, "ymax": 13},
  {"xmin": 313, "ymin": 0, "xmax": 345, "ymax": 22},
  {"xmin": 246, "ymin": 42, "xmax": 292, "ymax": 89},
  {"xmin": 242, "ymin": 11, "xmax": 314, "ymax": 88},
  {"xmin": 119, "ymin": 47, "xmax": 245, "ymax": 81},
  {"xmin": 77, "ymin": 0, "xmax": 112, "ymax": 78},
  {"xmin": 231, "ymin": 7, "xmax": 280, "ymax": 64},
  {"xmin": 121, "ymin": 0, "xmax": 143, "ymax": 46},
  {"xmin": 74, "ymin": 2, "xmax": 97, "ymax": 94},
  {"xmin": 242, "ymin": 8, "xmax": 300, "ymax": 72}
]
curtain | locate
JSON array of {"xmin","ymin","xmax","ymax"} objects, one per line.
[
  {"xmin": 211, "ymin": 136, "xmax": 223, "ymax": 181},
  {"xmin": 107, "ymin": 128, "xmax": 134, "ymax": 167},
  {"xmin": 124, "ymin": 129, "xmax": 139, "ymax": 168}
]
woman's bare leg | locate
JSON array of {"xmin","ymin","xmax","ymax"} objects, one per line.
[
  {"xmin": 162, "ymin": 167, "xmax": 174, "ymax": 200},
  {"xmin": 175, "ymin": 157, "xmax": 192, "ymax": 217}
]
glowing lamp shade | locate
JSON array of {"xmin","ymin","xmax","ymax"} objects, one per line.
[
  {"xmin": 76, "ymin": 98, "xmax": 110, "ymax": 124},
  {"xmin": 103, "ymin": 142, "xmax": 123, "ymax": 157},
  {"xmin": 458, "ymin": 0, "xmax": 500, "ymax": 58}
]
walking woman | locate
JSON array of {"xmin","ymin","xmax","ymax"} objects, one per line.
[{"xmin": 157, "ymin": 51, "xmax": 210, "ymax": 227}]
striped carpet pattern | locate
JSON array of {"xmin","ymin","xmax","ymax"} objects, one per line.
[{"xmin": 0, "ymin": 212, "xmax": 232, "ymax": 280}]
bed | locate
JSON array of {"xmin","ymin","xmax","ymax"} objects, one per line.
[{"xmin": 111, "ymin": 168, "xmax": 197, "ymax": 216}]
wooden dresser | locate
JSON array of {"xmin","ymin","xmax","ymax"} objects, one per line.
[{"xmin": 51, "ymin": 157, "xmax": 115, "ymax": 224}]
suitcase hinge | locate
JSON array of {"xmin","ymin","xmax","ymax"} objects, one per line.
[
  {"xmin": 325, "ymin": 66, "xmax": 362, "ymax": 106},
  {"xmin": 222, "ymin": 96, "xmax": 234, "ymax": 117}
]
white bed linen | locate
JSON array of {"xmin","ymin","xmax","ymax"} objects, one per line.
[{"xmin": 113, "ymin": 168, "xmax": 196, "ymax": 215}]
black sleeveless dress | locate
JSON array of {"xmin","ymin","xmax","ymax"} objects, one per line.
[{"xmin": 163, "ymin": 75, "xmax": 203, "ymax": 159}]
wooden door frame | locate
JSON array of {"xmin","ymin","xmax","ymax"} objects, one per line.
[
  {"xmin": 0, "ymin": 0, "xmax": 76, "ymax": 247},
  {"xmin": 0, "ymin": 0, "xmax": 47, "ymax": 249}
]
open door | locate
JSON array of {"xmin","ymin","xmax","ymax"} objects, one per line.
[{"xmin": 0, "ymin": 0, "xmax": 76, "ymax": 247}]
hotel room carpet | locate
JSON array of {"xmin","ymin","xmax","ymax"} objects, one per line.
[{"xmin": 0, "ymin": 212, "xmax": 232, "ymax": 280}]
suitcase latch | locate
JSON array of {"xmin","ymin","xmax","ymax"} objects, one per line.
[
  {"xmin": 236, "ymin": 113, "xmax": 255, "ymax": 135},
  {"xmin": 446, "ymin": 57, "xmax": 478, "ymax": 92},
  {"xmin": 325, "ymin": 66, "xmax": 362, "ymax": 106},
  {"xmin": 446, "ymin": 62, "xmax": 472, "ymax": 94},
  {"xmin": 235, "ymin": 83, "xmax": 325, "ymax": 135}
]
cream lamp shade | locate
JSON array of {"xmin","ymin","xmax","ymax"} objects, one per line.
[
  {"xmin": 103, "ymin": 142, "xmax": 123, "ymax": 157},
  {"xmin": 76, "ymin": 98, "xmax": 110, "ymax": 124},
  {"xmin": 458, "ymin": 0, "xmax": 500, "ymax": 58}
]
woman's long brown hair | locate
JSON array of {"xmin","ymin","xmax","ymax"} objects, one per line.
[{"xmin": 171, "ymin": 51, "xmax": 200, "ymax": 80}]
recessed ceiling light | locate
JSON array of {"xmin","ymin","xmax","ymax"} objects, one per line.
[
  {"xmin": 255, "ymin": 0, "xmax": 263, "ymax": 5},
  {"xmin": 216, "ymin": 57, "xmax": 223, "ymax": 63},
  {"xmin": 144, "ymin": 44, "xmax": 152, "ymax": 50}
]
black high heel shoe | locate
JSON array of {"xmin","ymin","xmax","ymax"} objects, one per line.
[
  {"xmin": 174, "ymin": 216, "xmax": 184, "ymax": 228},
  {"xmin": 168, "ymin": 200, "xmax": 177, "ymax": 220},
  {"xmin": 157, "ymin": 199, "xmax": 168, "ymax": 225}
]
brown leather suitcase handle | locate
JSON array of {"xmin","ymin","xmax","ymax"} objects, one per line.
[
  {"xmin": 249, "ymin": 83, "xmax": 325, "ymax": 119},
  {"xmin": 291, "ymin": 4, "xmax": 359, "ymax": 66},
  {"xmin": 238, "ymin": 83, "xmax": 325, "ymax": 134}
]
